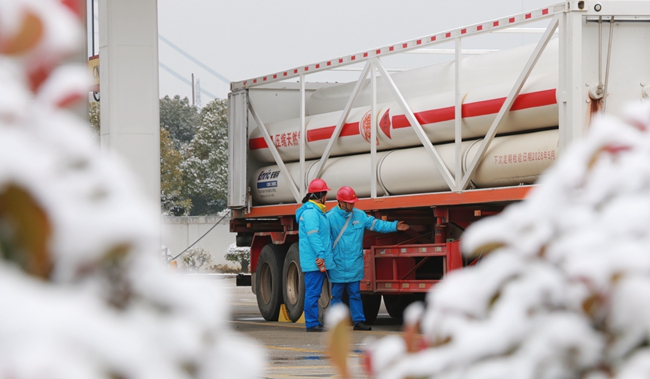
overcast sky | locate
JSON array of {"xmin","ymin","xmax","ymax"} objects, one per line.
[{"xmin": 155, "ymin": 0, "xmax": 555, "ymax": 104}]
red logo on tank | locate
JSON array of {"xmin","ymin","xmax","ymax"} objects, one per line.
[
  {"xmin": 379, "ymin": 109, "xmax": 391, "ymax": 138},
  {"xmin": 359, "ymin": 111, "xmax": 379, "ymax": 145}
]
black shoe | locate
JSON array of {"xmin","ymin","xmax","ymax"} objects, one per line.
[
  {"xmin": 353, "ymin": 322, "xmax": 372, "ymax": 331},
  {"xmin": 306, "ymin": 325, "xmax": 326, "ymax": 332}
]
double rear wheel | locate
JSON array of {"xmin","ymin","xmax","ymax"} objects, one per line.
[
  {"xmin": 256, "ymin": 242, "xmax": 382, "ymax": 324},
  {"xmin": 255, "ymin": 244, "xmax": 288, "ymax": 321},
  {"xmin": 282, "ymin": 243, "xmax": 305, "ymax": 322},
  {"xmin": 282, "ymin": 243, "xmax": 332, "ymax": 323}
]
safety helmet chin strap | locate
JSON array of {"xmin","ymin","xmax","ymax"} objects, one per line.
[
  {"xmin": 302, "ymin": 191, "xmax": 327, "ymax": 204},
  {"xmin": 309, "ymin": 191, "xmax": 326, "ymax": 201}
]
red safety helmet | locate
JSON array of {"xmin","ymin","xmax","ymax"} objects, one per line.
[
  {"xmin": 307, "ymin": 178, "xmax": 331, "ymax": 194},
  {"xmin": 336, "ymin": 186, "xmax": 358, "ymax": 203}
]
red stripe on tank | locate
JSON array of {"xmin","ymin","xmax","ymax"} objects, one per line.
[
  {"xmin": 306, "ymin": 122, "xmax": 360, "ymax": 142},
  {"xmin": 248, "ymin": 89, "xmax": 557, "ymax": 150}
]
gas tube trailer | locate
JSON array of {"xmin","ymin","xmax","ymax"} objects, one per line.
[{"xmin": 227, "ymin": 1, "xmax": 650, "ymax": 322}]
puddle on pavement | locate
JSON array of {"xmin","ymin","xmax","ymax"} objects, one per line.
[
  {"xmin": 271, "ymin": 355, "xmax": 324, "ymax": 362},
  {"xmin": 271, "ymin": 351, "xmax": 366, "ymax": 363}
]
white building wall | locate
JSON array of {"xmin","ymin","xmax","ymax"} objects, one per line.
[{"xmin": 161, "ymin": 216, "xmax": 236, "ymax": 265}]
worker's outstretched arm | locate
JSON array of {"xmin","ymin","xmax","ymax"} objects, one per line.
[
  {"xmin": 363, "ymin": 211, "xmax": 407, "ymax": 233},
  {"xmin": 397, "ymin": 221, "xmax": 410, "ymax": 231}
]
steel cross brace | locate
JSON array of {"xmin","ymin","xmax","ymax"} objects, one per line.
[
  {"xmin": 372, "ymin": 57, "xmax": 457, "ymax": 190},
  {"xmin": 248, "ymin": 97, "xmax": 302, "ymax": 203},
  {"xmin": 459, "ymin": 14, "xmax": 560, "ymax": 190},
  {"xmin": 313, "ymin": 61, "xmax": 373, "ymax": 179}
]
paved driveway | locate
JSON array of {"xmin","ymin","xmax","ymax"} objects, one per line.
[{"xmin": 222, "ymin": 277, "xmax": 404, "ymax": 378}]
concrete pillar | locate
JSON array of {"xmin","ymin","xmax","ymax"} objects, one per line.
[{"xmin": 98, "ymin": 0, "xmax": 161, "ymax": 212}]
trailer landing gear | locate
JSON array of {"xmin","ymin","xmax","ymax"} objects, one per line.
[{"xmin": 383, "ymin": 294, "xmax": 423, "ymax": 319}]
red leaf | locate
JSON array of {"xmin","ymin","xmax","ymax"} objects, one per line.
[
  {"xmin": 56, "ymin": 93, "xmax": 84, "ymax": 108},
  {"xmin": 603, "ymin": 144, "xmax": 632, "ymax": 155},
  {"xmin": 60, "ymin": 0, "xmax": 84, "ymax": 19},
  {"xmin": 361, "ymin": 351, "xmax": 373, "ymax": 376},
  {"xmin": 28, "ymin": 64, "xmax": 52, "ymax": 92}
]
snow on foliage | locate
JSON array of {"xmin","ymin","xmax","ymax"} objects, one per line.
[
  {"xmin": 181, "ymin": 247, "xmax": 214, "ymax": 272},
  {"xmin": 181, "ymin": 99, "xmax": 229, "ymax": 213},
  {"xmin": 159, "ymin": 97, "xmax": 228, "ymax": 216},
  {"xmin": 366, "ymin": 103, "xmax": 650, "ymax": 379},
  {"xmin": 161, "ymin": 127, "xmax": 192, "ymax": 216},
  {"xmin": 0, "ymin": 1, "xmax": 264, "ymax": 378},
  {"xmin": 225, "ymin": 243, "xmax": 250, "ymax": 273},
  {"xmin": 159, "ymin": 95, "xmax": 199, "ymax": 149}
]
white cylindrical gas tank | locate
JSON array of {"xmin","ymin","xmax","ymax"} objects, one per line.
[
  {"xmin": 378, "ymin": 130, "xmax": 557, "ymax": 195},
  {"xmin": 376, "ymin": 138, "xmax": 477, "ymax": 195},
  {"xmin": 249, "ymin": 39, "xmax": 559, "ymax": 164},
  {"xmin": 250, "ymin": 129, "xmax": 558, "ymax": 204},
  {"xmin": 468, "ymin": 129, "xmax": 558, "ymax": 187},
  {"xmin": 250, "ymin": 152, "xmax": 390, "ymax": 204},
  {"xmin": 306, "ymin": 39, "xmax": 559, "ymax": 115},
  {"xmin": 251, "ymin": 160, "xmax": 318, "ymax": 204}
]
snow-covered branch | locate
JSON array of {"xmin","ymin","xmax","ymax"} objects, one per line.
[
  {"xmin": 0, "ymin": 1, "xmax": 264, "ymax": 378},
  {"xmin": 366, "ymin": 103, "xmax": 650, "ymax": 379}
]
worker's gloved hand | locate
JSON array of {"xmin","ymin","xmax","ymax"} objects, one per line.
[
  {"xmin": 397, "ymin": 221, "xmax": 410, "ymax": 231},
  {"xmin": 316, "ymin": 258, "xmax": 326, "ymax": 272}
]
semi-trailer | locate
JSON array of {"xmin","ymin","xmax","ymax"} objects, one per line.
[{"xmin": 228, "ymin": 1, "xmax": 650, "ymax": 322}]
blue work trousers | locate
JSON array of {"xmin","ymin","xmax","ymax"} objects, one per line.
[
  {"xmin": 304, "ymin": 270, "xmax": 326, "ymax": 329},
  {"xmin": 331, "ymin": 281, "xmax": 365, "ymax": 324}
]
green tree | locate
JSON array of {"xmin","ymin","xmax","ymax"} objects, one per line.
[
  {"xmin": 182, "ymin": 98, "xmax": 228, "ymax": 215},
  {"xmin": 160, "ymin": 128, "xmax": 192, "ymax": 215},
  {"xmin": 159, "ymin": 95, "xmax": 199, "ymax": 149}
]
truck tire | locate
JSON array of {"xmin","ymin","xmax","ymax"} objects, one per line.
[
  {"xmin": 256, "ymin": 244, "xmax": 288, "ymax": 321},
  {"xmin": 280, "ymin": 242, "xmax": 332, "ymax": 324},
  {"xmin": 361, "ymin": 294, "xmax": 381, "ymax": 324},
  {"xmin": 282, "ymin": 243, "xmax": 305, "ymax": 322},
  {"xmin": 383, "ymin": 294, "xmax": 417, "ymax": 319}
]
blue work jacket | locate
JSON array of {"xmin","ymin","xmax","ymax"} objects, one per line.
[
  {"xmin": 327, "ymin": 206, "xmax": 397, "ymax": 283},
  {"xmin": 296, "ymin": 201, "xmax": 335, "ymax": 272}
]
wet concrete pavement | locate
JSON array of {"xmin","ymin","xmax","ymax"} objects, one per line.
[{"xmin": 221, "ymin": 277, "xmax": 404, "ymax": 379}]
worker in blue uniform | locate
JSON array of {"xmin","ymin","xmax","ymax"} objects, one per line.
[
  {"xmin": 327, "ymin": 186, "xmax": 409, "ymax": 330},
  {"xmin": 296, "ymin": 178, "xmax": 336, "ymax": 332}
]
